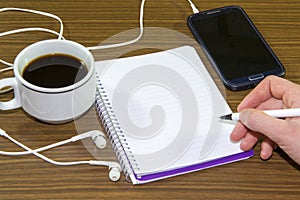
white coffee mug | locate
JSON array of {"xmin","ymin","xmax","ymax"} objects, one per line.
[{"xmin": 0, "ymin": 39, "xmax": 96, "ymax": 124}]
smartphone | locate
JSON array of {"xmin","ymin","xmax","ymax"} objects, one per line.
[{"xmin": 187, "ymin": 6, "xmax": 285, "ymax": 91}]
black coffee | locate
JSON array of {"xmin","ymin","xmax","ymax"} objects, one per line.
[{"xmin": 22, "ymin": 54, "xmax": 89, "ymax": 88}]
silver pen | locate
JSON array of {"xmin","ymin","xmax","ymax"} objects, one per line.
[{"xmin": 219, "ymin": 108, "xmax": 300, "ymax": 121}]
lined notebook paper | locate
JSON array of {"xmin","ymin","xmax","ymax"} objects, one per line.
[{"xmin": 95, "ymin": 46, "xmax": 254, "ymax": 184}]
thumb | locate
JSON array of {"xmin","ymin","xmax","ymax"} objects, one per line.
[{"xmin": 239, "ymin": 109, "xmax": 288, "ymax": 146}]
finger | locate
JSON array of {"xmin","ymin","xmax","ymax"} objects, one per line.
[
  {"xmin": 230, "ymin": 121, "xmax": 248, "ymax": 141},
  {"xmin": 260, "ymin": 137, "xmax": 277, "ymax": 160},
  {"xmin": 255, "ymin": 98, "xmax": 283, "ymax": 110},
  {"xmin": 239, "ymin": 108, "xmax": 288, "ymax": 146},
  {"xmin": 238, "ymin": 76, "xmax": 295, "ymax": 111},
  {"xmin": 240, "ymin": 131, "xmax": 261, "ymax": 151}
]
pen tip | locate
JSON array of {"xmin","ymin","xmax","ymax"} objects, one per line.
[{"xmin": 219, "ymin": 114, "xmax": 232, "ymax": 120}]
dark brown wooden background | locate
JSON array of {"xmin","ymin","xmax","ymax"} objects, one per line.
[{"xmin": 0, "ymin": 0, "xmax": 299, "ymax": 199}]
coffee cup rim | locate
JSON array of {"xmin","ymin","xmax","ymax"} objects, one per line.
[{"xmin": 13, "ymin": 39, "xmax": 95, "ymax": 93}]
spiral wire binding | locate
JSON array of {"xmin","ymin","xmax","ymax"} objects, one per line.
[{"xmin": 95, "ymin": 73, "xmax": 139, "ymax": 182}]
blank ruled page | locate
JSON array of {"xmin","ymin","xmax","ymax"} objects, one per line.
[{"xmin": 95, "ymin": 46, "xmax": 244, "ymax": 176}]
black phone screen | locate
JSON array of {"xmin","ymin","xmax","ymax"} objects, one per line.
[{"xmin": 188, "ymin": 6, "xmax": 284, "ymax": 88}]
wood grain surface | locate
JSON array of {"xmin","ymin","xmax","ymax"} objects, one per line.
[{"xmin": 0, "ymin": 0, "xmax": 299, "ymax": 199}]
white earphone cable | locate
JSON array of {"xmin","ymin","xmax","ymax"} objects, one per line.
[
  {"xmin": 0, "ymin": 128, "xmax": 118, "ymax": 168},
  {"xmin": 0, "ymin": 136, "xmax": 73, "ymax": 156},
  {"xmin": 187, "ymin": 0, "xmax": 200, "ymax": 13},
  {"xmin": 0, "ymin": 130, "xmax": 99, "ymax": 156},
  {"xmin": 86, "ymin": 0, "xmax": 199, "ymax": 51},
  {"xmin": 0, "ymin": 0, "xmax": 199, "ymax": 65},
  {"xmin": 0, "ymin": 7, "xmax": 64, "ymax": 72},
  {"xmin": 0, "ymin": 8, "xmax": 65, "ymax": 94},
  {"xmin": 86, "ymin": 0, "xmax": 146, "ymax": 51},
  {"xmin": 0, "ymin": 7, "xmax": 64, "ymax": 39},
  {"xmin": 0, "ymin": 129, "xmax": 89, "ymax": 166},
  {"xmin": 0, "ymin": 0, "xmax": 199, "ymax": 75}
]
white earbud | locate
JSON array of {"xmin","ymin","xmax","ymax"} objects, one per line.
[
  {"xmin": 109, "ymin": 167, "xmax": 121, "ymax": 182},
  {"xmin": 72, "ymin": 130, "xmax": 107, "ymax": 149},
  {"xmin": 92, "ymin": 135, "xmax": 107, "ymax": 149},
  {"xmin": 89, "ymin": 160, "xmax": 122, "ymax": 181},
  {"xmin": 91, "ymin": 131, "xmax": 107, "ymax": 149}
]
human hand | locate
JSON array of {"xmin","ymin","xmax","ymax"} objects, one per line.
[{"xmin": 230, "ymin": 75, "xmax": 300, "ymax": 165}]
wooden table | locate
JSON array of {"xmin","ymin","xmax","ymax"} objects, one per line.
[{"xmin": 0, "ymin": 0, "xmax": 299, "ymax": 199}]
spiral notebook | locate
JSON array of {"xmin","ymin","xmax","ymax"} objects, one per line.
[{"xmin": 94, "ymin": 46, "xmax": 254, "ymax": 184}]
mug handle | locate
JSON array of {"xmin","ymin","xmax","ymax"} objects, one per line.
[{"xmin": 0, "ymin": 78, "xmax": 21, "ymax": 110}]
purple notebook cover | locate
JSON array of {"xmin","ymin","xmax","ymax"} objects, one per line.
[{"xmin": 135, "ymin": 150, "xmax": 254, "ymax": 182}]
